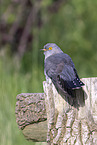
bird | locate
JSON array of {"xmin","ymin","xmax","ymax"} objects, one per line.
[{"xmin": 41, "ymin": 43, "xmax": 84, "ymax": 97}]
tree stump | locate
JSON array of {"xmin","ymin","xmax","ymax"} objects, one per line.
[
  {"xmin": 15, "ymin": 93, "xmax": 47, "ymax": 141},
  {"xmin": 15, "ymin": 77, "xmax": 97, "ymax": 144}
]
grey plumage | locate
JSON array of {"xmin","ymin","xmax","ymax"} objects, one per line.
[{"xmin": 42, "ymin": 43, "xmax": 84, "ymax": 97}]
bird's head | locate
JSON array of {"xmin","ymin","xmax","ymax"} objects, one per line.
[{"xmin": 41, "ymin": 43, "xmax": 63, "ymax": 59}]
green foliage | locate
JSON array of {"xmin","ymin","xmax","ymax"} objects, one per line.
[
  {"xmin": 39, "ymin": 0, "xmax": 97, "ymax": 77},
  {"xmin": 7, "ymin": 13, "xmax": 16, "ymax": 24},
  {"xmin": 1, "ymin": 0, "xmax": 97, "ymax": 144},
  {"xmin": 41, "ymin": 0, "xmax": 53, "ymax": 7},
  {"xmin": 0, "ymin": 54, "xmax": 44, "ymax": 145}
]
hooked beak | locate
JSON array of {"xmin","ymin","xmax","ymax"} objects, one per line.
[{"xmin": 40, "ymin": 48, "xmax": 47, "ymax": 51}]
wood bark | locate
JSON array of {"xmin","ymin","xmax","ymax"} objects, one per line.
[
  {"xmin": 15, "ymin": 77, "xmax": 97, "ymax": 144},
  {"xmin": 15, "ymin": 93, "xmax": 47, "ymax": 141}
]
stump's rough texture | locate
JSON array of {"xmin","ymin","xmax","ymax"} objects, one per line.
[
  {"xmin": 15, "ymin": 93, "xmax": 47, "ymax": 141},
  {"xmin": 15, "ymin": 93, "xmax": 47, "ymax": 129},
  {"xmin": 15, "ymin": 77, "xmax": 97, "ymax": 144},
  {"xmin": 43, "ymin": 77, "xmax": 97, "ymax": 145}
]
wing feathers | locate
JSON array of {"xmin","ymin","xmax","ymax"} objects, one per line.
[
  {"xmin": 45, "ymin": 53, "xmax": 84, "ymax": 97},
  {"xmin": 57, "ymin": 74, "xmax": 84, "ymax": 90}
]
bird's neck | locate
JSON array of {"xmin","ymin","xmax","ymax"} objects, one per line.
[{"xmin": 44, "ymin": 51, "xmax": 63, "ymax": 59}]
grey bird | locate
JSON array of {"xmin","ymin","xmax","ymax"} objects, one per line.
[{"xmin": 41, "ymin": 43, "xmax": 84, "ymax": 97}]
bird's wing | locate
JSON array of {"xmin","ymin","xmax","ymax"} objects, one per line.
[
  {"xmin": 45, "ymin": 54, "xmax": 84, "ymax": 94},
  {"xmin": 57, "ymin": 65, "xmax": 84, "ymax": 90}
]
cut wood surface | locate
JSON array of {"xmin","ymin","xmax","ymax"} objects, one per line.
[{"xmin": 15, "ymin": 77, "xmax": 97, "ymax": 144}]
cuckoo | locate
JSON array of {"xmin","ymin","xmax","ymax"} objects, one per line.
[{"xmin": 41, "ymin": 43, "xmax": 84, "ymax": 97}]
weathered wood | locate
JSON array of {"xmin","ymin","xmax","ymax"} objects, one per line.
[
  {"xmin": 15, "ymin": 93, "xmax": 47, "ymax": 141},
  {"xmin": 43, "ymin": 77, "xmax": 97, "ymax": 144},
  {"xmin": 22, "ymin": 121, "xmax": 47, "ymax": 142},
  {"xmin": 15, "ymin": 77, "xmax": 97, "ymax": 144}
]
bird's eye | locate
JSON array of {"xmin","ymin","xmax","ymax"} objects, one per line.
[{"xmin": 49, "ymin": 47, "xmax": 52, "ymax": 50}]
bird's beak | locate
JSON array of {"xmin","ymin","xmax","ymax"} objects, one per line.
[{"xmin": 40, "ymin": 48, "xmax": 47, "ymax": 51}]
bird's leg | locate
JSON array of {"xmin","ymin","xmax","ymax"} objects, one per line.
[{"xmin": 45, "ymin": 72, "xmax": 52, "ymax": 84}]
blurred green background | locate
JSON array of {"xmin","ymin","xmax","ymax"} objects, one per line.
[{"xmin": 0, "ymin": 0, "xmax": 97, "ymax": 145}]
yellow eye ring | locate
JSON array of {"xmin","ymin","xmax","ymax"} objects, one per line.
[{"xmin": 49, "ymin": 47, "xmax": 52, "ymax": 50}]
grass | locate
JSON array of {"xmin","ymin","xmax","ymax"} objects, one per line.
[{"xmin": 0, "ymin": 53, "xmax": 45, "ymax": 145}]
